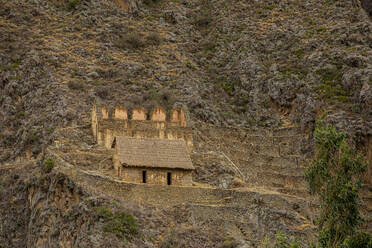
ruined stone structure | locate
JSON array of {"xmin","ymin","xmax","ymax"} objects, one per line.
[
  {"xmin": 91, "ymin": 104, "xmax": 193, "ymax": 152},
  {"xmin": 112, "ymin": 137, "xmax": 194, "ymax": 186}
]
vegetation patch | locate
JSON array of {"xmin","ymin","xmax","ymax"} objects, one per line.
[
  {"xmin": 305, "ymin": 121, "xmax": 370, "ymax": 248},
  {"xmin": 67, "ymin": 81, "xmax": 85, "ymax": 91},
  {"xmin": 146, "ymin": 32, "xmax": 162, "ymax": 46},
  {"xmin": 66, "ymin": 0, "xmax": 81, "ymax": 11},
  {"xmin": 94, "ymin": 206, "xmax": 114, "ymax": 219},
  {"xmin": 143, "ymin": 0, "xmax": 161, "ymax": 6},
  {"xmin": 44, "ymin": 158, "xmax": 55, "ymax": 173},
  {"xmin": 192, "ymin": 0, "xmax": 213, "ymax": 28},
  {"xmin": 314, "ymin": 64, "xmax": 349, "ymax": 102},
  {"xmin": 94, "ymin": 206, "xmax": 138, "ymax": 242},
  {"xmin": 221, "ymin": 236, "xmax": 239, "ymax": 248},
  {"xmin": 293, "ymin": 48, "xmax": 305, "ymax": 59},
  {"xmin": 265, "ymin": 3, "xmax": 277, "ymax": 10},
  {"xmin": 214, "ymin": 75, "xmax": 242, "ymax": 95},
  {"xmin": 115, "ymin": 32, "xmax": 146, "ymax": 50},
  {"xmin": 259, "ymin": 232, "xmax": 301, "ymax": 248},
  {"xmin": 95, "ymin": 87, "xmax": 109, "ymax": 99},
  {"xmin": 193, "ymin": 13, "xmax": 213, "ymax": 28}
]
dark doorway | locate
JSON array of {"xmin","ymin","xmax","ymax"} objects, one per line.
[
  {"xmin": 167, "ymin": 172, "xmax": 172, "ymax": 185},
  {"xmin": 142, "ymin": 171, "xmax": 147, "ymax": 183}
]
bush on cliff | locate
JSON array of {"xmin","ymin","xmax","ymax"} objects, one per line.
[
  {"xmin": 94, "ymin": 206, "xmax": 138, "ymax": 242},
  {"xmin": 43, "ymin": 158, "xmax": 55, "ymax": 173}
]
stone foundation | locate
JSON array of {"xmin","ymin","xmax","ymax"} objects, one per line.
[{"xmin": 121, "ymin": 167, "xmax": 193, "ymax": 186}]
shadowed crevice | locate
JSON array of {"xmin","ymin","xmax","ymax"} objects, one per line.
[{"xmin": 361, "ymin": 0, "xmax": 372, "ymax": 18}]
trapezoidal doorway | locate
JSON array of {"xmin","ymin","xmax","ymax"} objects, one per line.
[
  {"xmin": 142, "ymin": 171, "xmax": 147, "ymax": 183},
  {"xmin": 167, "ymin": 172, "xmax": 172, "ymax": 185}
]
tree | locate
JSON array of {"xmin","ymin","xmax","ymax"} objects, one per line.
[{"xmin": 305, "ymin": 121, "xmax": 369, "ymax": 248}]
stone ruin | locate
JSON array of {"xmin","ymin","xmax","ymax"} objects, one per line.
[{"xmin": 91, "ymin": 103, "xmax": 193, "ymax": 152}]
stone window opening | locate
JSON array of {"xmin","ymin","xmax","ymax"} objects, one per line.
[
  {"xmin": 142, "ymin": 170, "xmax": 147, "ymax": 183},
  {"xmin": 167, "ymin": 172, "xmax": 172, "ymax": 185}
]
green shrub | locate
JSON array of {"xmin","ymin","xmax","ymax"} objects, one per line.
[
  {"xmin": 44, "ymin": 158, "xmax": 55, "ymax": 173},
  {"xmin": 222, "ymin": 237, "xmax": 239, "ymax": 248},
  {"xmin": 273, "ymin": 232, "xmax": 300, "ymax": 248},
  {"xmin": 192, "ymin": 0, "xmax": 213, "ymax": 28},
  {"xmin": 185, "ymin": 61, "xmax": 196, "ymax": 70},
  {"xmin": 103, "ymin": 212, "xmax": 138, "ymax": 241},
  {"xmin": 259, "ymin": 232, "xmax": 302, "ymax": 248},
  {"xmin": 314, "ymin": 64, "xmax": 349, "ymax": 102},
  {"xmin": 66, "ymin": 0, "xmax": 81, "ymax": 11},
  {"xmin": 94, "ymin": 206, "xmax": 113, "ymax": 219},
  {"xmin": 95, "ymin": 206, "xmax": 138, "ymax": 241},
  {"xmin": 341, "ymin": 232, "xmax": 372, "ymax": 248},
  {"xmin": 266, "ymin": 3, "xmax": 277, "ymax": 10},
  {"xmin": 293, "ymin": 48, "xmax": 304, "ymax": 59},
  {"xmin": 112, "ymin": 201, "xmax": 119, "ymax": 208},
  {"xmin": 193, "ymin": 13, "xmax": 213, "ymax": 27},
  {"xmin": 143, "ymin": 0, "xmax": 161, "ymax": 5},
  {"xmin": 220, "ymin": 81, "xmax": 233, "ymax": 94}
]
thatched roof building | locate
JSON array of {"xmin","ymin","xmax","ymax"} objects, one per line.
[{"xmin": 112, "ymin": 137, "xmax": 194, "ymax": 186}]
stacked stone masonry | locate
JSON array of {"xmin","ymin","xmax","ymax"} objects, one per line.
[
  {"xmin": 118, "ymin": 167, "xmax": 193, "ymax": 186},
  {"xmin": 92, "ymin": 104, "xmax": 193, "ymax": 152}
]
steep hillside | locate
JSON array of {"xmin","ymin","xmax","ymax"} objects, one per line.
[
  {"xmin": 0, "ymin": 0, "xmax": 371, "ymax": 247},
  {"xmin": 0, "ymin": 164, "xmax": 226, "ymax": 247},
  {"xmin": 1, "ymin": 0, "xmax": 371, "ymax": 161}
]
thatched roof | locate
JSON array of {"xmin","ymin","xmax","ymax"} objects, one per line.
[{"xmin": 112, "ymin": 137, "xmax": 194, "ymax": 170}]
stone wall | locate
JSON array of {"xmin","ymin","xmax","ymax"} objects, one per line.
[
  {"xmin": 55, "ymin": 163, "xmax": 313, "ymax": 216},
  {"xmin": 121, "ymin": 167, "xmax": 193, "ymax": 186},
  {"xmin": 92, "ymin": 104, "xmax": 193, "ymax": 152}
]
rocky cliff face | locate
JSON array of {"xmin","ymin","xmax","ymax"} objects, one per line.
[
  {"xmin": 1, "ymin": 163, "xmax": 249, "ymax": 248},
  {"xmin": 0, "ymin": 166, "xmax": 127, "ymax": 247},
  {"xmin": 1, "ymin": 0, "xmax": 371, "ymax": 161}
]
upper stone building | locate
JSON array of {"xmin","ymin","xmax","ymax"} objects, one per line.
[
  {"xmin": 112, "ymin": 137, "xmax": 194, "ymax": 186},
  {"xmin": 91, "ymin": 103, "xmax": 193, "ymax": 152}
]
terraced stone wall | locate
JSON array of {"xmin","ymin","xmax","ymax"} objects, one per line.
[{"xmin": 192, "ymin": 125, "xmax": 310, "ymax": 195}]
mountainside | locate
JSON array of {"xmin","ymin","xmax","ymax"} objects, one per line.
[
  {"xmin": 1, "ymin": 0, "xmax": 371, "ymax": 161},
  {"xmin": 0, "ymin": 0, "xmax": 371, "ymax": 247}
]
